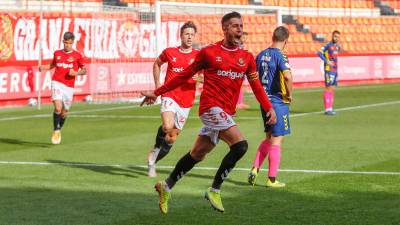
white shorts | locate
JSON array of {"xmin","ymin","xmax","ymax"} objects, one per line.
[
  {"xmin": 199, "ymin": 107, "xmax": 236, "ymax": 145},
  {"xmin": 51, "ymin": 81, "xmax": 74, "ymax": 110},
  {"xmin": 160, "ymin": 97, "xmax": 191, "ymax": 130}
]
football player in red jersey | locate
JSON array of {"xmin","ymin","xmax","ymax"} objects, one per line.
[
  {"xmin": 141, "ymin": 12, "xmax": 276, "ymax": 214},
  {"xmin": 146, "ymin": 21, "xmax": 200, "ymax": 177},
  {"xmin": 39, "ymin": 32, "xmax": 86, "ymax": 144}
]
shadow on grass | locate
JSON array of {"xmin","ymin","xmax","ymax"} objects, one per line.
[
  {"xmin": 46, "ymin": 159, "xmax": 248, "ymax": 186},
  {"xmin": 47, "ymin": 160, "xmax": 147, "ymax": 178},
  {"xmin": 1, "ymin": 181, "xmax": 399, "ymax": 225},
  {"xmin": 0, "ymin": 138, "xmax": 51, "ymax": 148}
]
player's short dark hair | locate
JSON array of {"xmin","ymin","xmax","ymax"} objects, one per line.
[
  {"xmin": 272, "ymin": 26, "xmax": 289, "ymax": 42},
  {"xmin": 332, "ymin": 30, "xmax": 340, "ymax": 36},
  {"xmin": 63, "ymin": 32, "xmax": 75, "ymax": 41},
  {"xmin": 221, "ymin": 11, "xmax": 242, "ymax": 27},
  {"xmin": 180, "ymin": 21, "xmax": 197, "ymax": 35}
]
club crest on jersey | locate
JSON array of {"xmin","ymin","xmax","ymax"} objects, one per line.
[
  {"xmin": 57, "ymin": 56, "xmax": 61, "ymax": 60},
  {"xmin": 215, "ymin": 56, "xmax": 222, "ymax": 62},
  {"xmin": 172, "ymin": 57, "xmax": 177, "ymax": 62},
  {"xmin": 237, "ymin": 58, "xmax": 245, "ymax": 67},
  {"xmin": 189, "ymin": 58, "xmax": 194, "ymax": 65},
  {"xmin": 67, "ymin": 56, "xmax": 74, "ymax": 62}
]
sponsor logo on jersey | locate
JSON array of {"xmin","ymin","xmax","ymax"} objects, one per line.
[
  {"xmin": 172, "ymin": 67, "xmax": 184, "ymax": 73},
  {"xmin": 217, "ymin": 69, "xmax": 245, "ymax": 79},
  {"xmin": 56, "ymin": 63, "xmax": 73, "ymax": 69}
]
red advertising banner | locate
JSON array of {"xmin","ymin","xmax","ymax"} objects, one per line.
[
  {"xmin": 0, "ymin": 12, "xmax": 184, "ymax": 66},
  {"xmin": 88, "ymin": 62, "xmax": 154, "ymax": 94},
  {"xmin": 0, "ymin": 66, "xmax": 89, "ymax": 100},
  {"xmin": 290, "ymin": 54, "xmax": 400, "ymax": 83}
]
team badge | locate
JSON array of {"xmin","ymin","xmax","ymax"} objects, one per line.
[
  {"xmin": 237, "ymin": 57, "xmax": 245, "ymax": 67},
  {"xmin": 0, "ymin": 15, "xmax": 13, "ymax": 61},
  {"xmin": 216, "ymin": 56, "xmax": 222, "ymax": 62},
  {"xmin": 57, "ymin": 56, "xmax": 61, "ymax": 60},
  {"xmin": 172, "ymin": 57, "xmax": 177, "ymax": 62},
  {"xmin": 189, "ymin": 58, "xmax": 194, "ymax": 65}
]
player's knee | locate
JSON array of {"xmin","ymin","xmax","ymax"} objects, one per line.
[
  {"xmin": 162, "ymin": 124, "xmax": 174, "ymax": 134},
  {"xmin": 165, "ymin": 133, "xmax": 177, "ymax": 144},
  {"xmin": 190, "ymin": 149, "xmax": 207, "ymax": 161},
  {"xmin": 54, "ymin": 108, "xmax": 62, "ymax": 114},
  {"xmin": 61, "ymin": 112, "xmax": 68, "ymax": 118},
  {"xmin": 230, "ymin": 140, "xmax": 248, "ymax": 158}
]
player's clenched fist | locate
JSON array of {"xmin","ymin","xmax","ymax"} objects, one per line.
[{"xmin": 140, "ymin": 91, "xmax": 157, "ymax": 106}]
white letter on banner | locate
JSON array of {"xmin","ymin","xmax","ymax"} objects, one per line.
[
  {"xmin": 40, "ymin": 19, "xmax": 52, "ymax": 59},
  {"xmin": 49, "ymin": 18, "xmax": 62, "ymax": 53},
  {"xmin": 24, "ymin": 20, "xmax": 37, "ymax": 60},
  {"xmin": 139, "ymin": 24, "xmax": 156, "ymax": 58},
  {"xmin": 22, "ymin": 72, "xmax": 30, "ymax": 92},
  {"xmin": 168, "ymin": 21, "xmax": 181, "ymax": 47},
  {"xmin": 14, "ymin": 19, "xmax": 26, "ymax": 60},
  {"xmin": 42, "ymin": 72, "xmax": 52, "ymax": 91},
  {"xmin": 109, "ymin": 20, "xmax": 119, "ymax": 58},
  {"xmin": 10, "ymin": 73, "xmax": 20, "ymax": 92},
  {"xmin": 75, "ymin": 75, "xmax": 86, "ymax": 86},
  {"xmin": 0, "ymin": 73, "xmax": 7, "ymax": 93}
]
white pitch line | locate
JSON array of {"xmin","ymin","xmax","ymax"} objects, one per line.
[
  {"xmin": 0, "ymin": 104, "xmax": 151, "ymax": 121},
  {"xmin": 1, "ymin": 100, "xmax": 400, "ymax": 122},
  {"xmin": 60, "ymin": 100, "xmax": 400, "ymax": 120},
  {"xmin": 0, "ymin": 161, "xmax": 399, "ymax": 175}
]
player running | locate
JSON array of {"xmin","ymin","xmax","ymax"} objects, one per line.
[
  {"xmin": 248, "ymin": 26, "xmax": 293, "ymax": 188},
  {"xmin": 39, "ymin": 32, "xmax": 86, "ymax": 144},
  {"xmin": 317, "ymin": 30, "xmax": 341, "ymax": 115},
  {"xmin": 141, "ymin": 11, "xmax": 276, "ymax": 214},
  {"xmin": 146, "ymin": 21, "xmax": 200, "ymax": 177}
]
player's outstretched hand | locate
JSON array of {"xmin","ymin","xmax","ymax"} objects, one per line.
[
  {"xmin": 140, "ymin": 91, "xmax": 157, "ymax": 106},
  {"xmin": 69, "ymin": 69, "xmax": 77, "ymax": 76},
  {"xmin": 265, "ymin": 108, "xmax": 277, "ymax": 125}
]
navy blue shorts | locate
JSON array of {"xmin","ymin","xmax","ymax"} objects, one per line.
[
  {"xmin": 261, "ymin": 101, "xmax": 290, "ymax": 136},
  {"xmin": 324, "ymin": 71, "xmax": 338, "ymax": 87}
]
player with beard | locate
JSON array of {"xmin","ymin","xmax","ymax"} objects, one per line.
[{"xmin": 141, "ymin": 12, "xmax": 276, "ymax": 214}]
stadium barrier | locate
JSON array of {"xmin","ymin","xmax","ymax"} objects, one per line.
[{"xmin": 2, "ymin": 53, "xmax": 400, "ymax": 106}]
